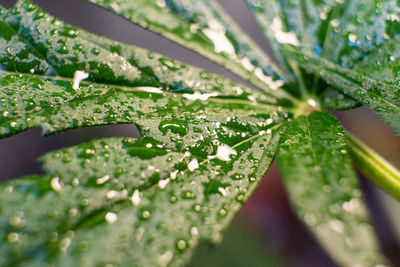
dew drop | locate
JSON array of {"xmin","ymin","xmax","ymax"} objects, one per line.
[
  {"xmin": 96, "ymin": 175, "xmax": 110, "ymax": 185},
  {"xmin": 141, "ymin": 210, "xmax": 151, "ymax": 219},
  {"xmin": 158, "ymin": 179, "xmax": 170, "ymax": 189},
  {"xmin": 190, "ymin": 226, "xmax": 199, "ymax": 236},
  {"xmin": 218, "ymin": 187, "xmax": 228, "ymax": 196},
  {"xmin": 72, "ymin": 71, "xmax": 89, "ymax": 90},
  {"xmin": 50, "ymin": 177, "xmax": 62, "ymax": 192},
  {"xmin": 176, "ymin": 239, "xmax": 187, "ymax": 251},
  {"xmin": 105, "ymin": 212, "xmax": 118, "ymax": 224},
  {"xmin": 131, "ymin": 189, "xmax": 141, "ymax": 206},
  {"xmin": 202, "ymin": 19, "xmax": 236, "ymax": 56},
  {"xmin": 106, "ymin": 190, "xmax": 118, "ymax": 199},
  {"xmin": 170, "ymin": 170, "xmax": 179, "ymax": 179},
  {"xmin": 7, "ymin": 232, "xmax": 19, "ymax": 243},
  {"xmin": 188, "ymin": 158, "xmax": 199, "ymax": 172},
  {"xmin": 158, "ymin": 251, "xmax": 173, "ymax": 267},
  {"xmin": 91, "ymin": 47, "xmax": 100, "ymax": 55},
  {"xmin": 193, "ymin": 204, "xmax": 201, "ymax": 212}
]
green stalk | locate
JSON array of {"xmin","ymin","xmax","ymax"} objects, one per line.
[{"xmin": 346, "ymin": 133, "xmax": 400, "ymax": 201}]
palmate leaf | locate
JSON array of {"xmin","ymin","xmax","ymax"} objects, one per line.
[
  {"xmin": 0, "ymin": 131, "xmax": 282, "ymax": 266},
  {"xmin": 80, "ymin": 0, "xmax": 294, "ymax": 95},
  {"xmin": 284, "ymin": 46, "xmax": 400, "ymax": 136},
  {"xmin": 245, "ymin": 1, "xmax": 396, "ymax": 265},
  {"xmin": 246, "ymin": 0, "xmax": 400, "ymax": 134},
  {"xmin": 276, "ymin": 112, "xmax": 386, "ymax": 266},
  {"xmin": 0, "ymin": 0, "xmax": 288, "ymax": 266},
  {"xmin": 0, "ymin": 0, "xmax": 396, "ymax": 266},
  {"xmin": 0, "ymin": 0, "xmax": 286, "ymax": 138},
  {"xmin": 246, "ymin": 0, "xmax": 397, "ymax": 111}
]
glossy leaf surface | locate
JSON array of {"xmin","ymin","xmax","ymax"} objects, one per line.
[
  {"xmin": 0, "ymin": 0, "xmax": 397, "ymax": 266},
  {"xmin": 81, "ymin": 0, "xmax": 292, "ymax": 95},
  {"xmin": 276, "ymin": 111, "xmax": 386, "ymax": 266},
  {"xmin": 246, "ymin": 0, "xmax": 400, "ymax": 134},
  {"xmin": 0, "ymin": 1, "xmax": 289, "ymax": 266},
  {"xmin": 0, "ymin": 128, "xmax": 282, "ymax": 266},
  {"xmin": 284, "ymin": 46, "xmax": 400, "ymax": 136},
  {"xmin": 0, "ymin": 1, "xmax": 286, "ymax": 138}
]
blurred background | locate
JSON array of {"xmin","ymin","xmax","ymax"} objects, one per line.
[{"xmin": 1, "ymin": 0, "xmax": 400, "ymax": 266}]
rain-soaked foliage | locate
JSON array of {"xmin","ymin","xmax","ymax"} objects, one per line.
[{"xmin": 0, "ymin": 0, "xmax": 399, "ymax": 266}]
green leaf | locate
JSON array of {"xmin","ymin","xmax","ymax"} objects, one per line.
[
  {"xmin": 246, "ymin": 0, "xmax": 400, "ymax": 133},
  {"xmin": 0, "ymin": 1, "xmax": 288, "ymax": 138},
  {"xmin": 245, "ymin": 0, "xmax": 386, "ymax": 109},
  {"xmin": 81, "ymin": 0, "xmax": 292, "ymax": 95},
  {"xmin": 276, "ymin": 111, "xmax": 387, "ymax": 266},
  {"xmin": 0, "ymin": 127, "xmax": 283, "ymax": 266},
  {"xmin": 0, "ymin": 70, "xmax": 284, "ymax": 138},
  {"xmin": 0, "ymin": 1, "xmax": 289, "ymax": 266},
  {"xmin": 284, "ymin": 46, "xmax": 400, "ymax": 136},
  {"xmin": 0, "ymin": 0, "xmax": 398, "ymax": 266}
]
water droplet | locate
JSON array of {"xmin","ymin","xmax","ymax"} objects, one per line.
[
  {"xmin": 218, "ymin": 208, "xmax": 227, "ymax": 217},
  {"xmin": 218, "ymin": 187, "xmax": 228, "ymax": 196},
  {"xmin": 188, "ymin": 158, "xmax": 199, "ymax": 172},
  {"xmin": 159, "ymin": 119, "xmax": 188, "ymax": 136},
  {"xmin": 7, "ymin": 232, "xmax": 19, "ymax": 243},
  {"xmin": 9, "ymin": 213, "xmax": 25, "ymax": 229},
  {"xmin": 182, "ymin": 91, "xmax": 218, "ymax": 101},
  {"xmin": 141, "ymin": 210, "xmax": 151, "ymax": 219},
  {"xmin": 230, "ymin": 173, "xmax": 245, "ymax": 180},
  {"xmin": 72, "ymin": 178, "xmax": 79, "ymax": 186},
  {"xmin": 72, "ymin": 71, "xmax": 89, "ymax": 90},
  {"xmin": 270, "ymin": 16, "xmax": 299, "ymax": 46},
  {"xmin": 106, "ymin": 190, "xmax": 118, "ymax": 199},
  {"xmin": 158, "ymin": 179, "xmax": 170, "ymax": 189},
  {"xmin": 105, "ymin": 212, "xmax": 118, "ymax": 224},
  {"xmin": 61, "ymin": 28, "xmax": 79, "ymax": 38},
  {"xmin": 25, "ymin": 99, "xmax": 37, "ymax": 111},
  {"xmin": 170, "ymin": 170, "xmax": 179, "ymax": 179},
  {"xmin": 190, "ymin": 226, "xmax": 199, "ymax": 236},
  {"xmin": 193, "ymin": 204, "xmax": 201, "ymax": 212},
  {"xmin": 60, "ymin": 237, "xmax": 72, "ymax": 252},
  {"xmin": 236, "ymin": 193, "xmax": 245, "ymax": 203},
  {"xmin": 176, "ymin": 239, "xmax": 187, "ymax": 251},
  {"xmin": 182, "ymin": 190, "xmax": 196, "ymax": 200},
  {"xmin": 57, "ymin": 45, "xmax": 69, "ymax": 54},
  {"xmin": 78, "ymin": 143, "xmax": 96, "ymax": 159},
  {"xmin": 50, "ymin": 177, "xmax": 62, "ymax": 192},
  {"xmin": 131, "ymin": 189, "xmax": 141, "ymax": 206},
  {"xmin": 96, "ymin": 175, "xmax": 110, "ymax": 185},
  {"xmin": 68, "ymin": 208, "xmax": 78, "ymax": 217},
  {"xmin": 202, "ymin": 19, "xmax": 236, "ymax": 56},
  {"xmin": 158, "ymin": 251, "xmax": 173, "ymax": 267},
  {"xmin": 33, "ymin": 11, "xmax": 45, "ymax": 20},
  {"xmin": 91, "ymin": 47, "xmax": 100, "ymax": 55}
]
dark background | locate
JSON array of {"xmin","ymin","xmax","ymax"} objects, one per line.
[{"xmin": 1, "ymin": 0, "xmax": 400, "ymax": 266}]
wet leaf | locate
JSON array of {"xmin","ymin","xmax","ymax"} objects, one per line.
[
  {"xmin": 276, "ymin": 112, "xmax": 386, "ymax": 266},
  {"xmin": 0, "ymin": 1, "xmax": 288, "ymax": 266},
  {"xmin": 81, "ymin": 0, "xmax": 291, "ymax": 95},
  {"xmin": 245, "ymin": 0, "xmax": 373, "ymax": 109},
  {"xmin": 0, "ymin": 128, "xmax": 282, "ymax": 266},
  {"xmin": 0, "ymin": 1, "xmax": 288, "ymax": 138},
  {"xmin": 284, "ymin": 46, "xmax": 400, "ymax": 136},
  {"xmin": 0, "ymin": 0, "xmax": 397, "ymax": 266}
]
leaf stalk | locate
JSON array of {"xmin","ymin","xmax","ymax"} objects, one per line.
[{"xmin": 346, "ymin": 133, "xmax": 400, "ymax": 201}]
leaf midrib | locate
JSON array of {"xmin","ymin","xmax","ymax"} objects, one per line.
[{"xmin": 31, "ymin": 125, "xmax": 284, "ymax": 263}]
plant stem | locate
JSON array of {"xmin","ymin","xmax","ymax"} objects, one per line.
[
  {"xmin": 288, "ymin": 60, "xmax": 309, "ymax": 99},
  {"xmin": 346, "ymin": 133, "xmax": 400, "ymax": 201}
]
